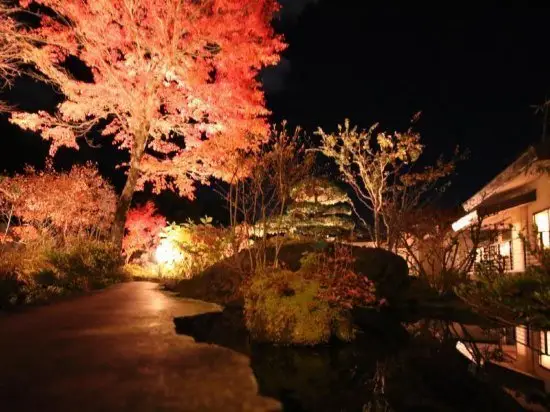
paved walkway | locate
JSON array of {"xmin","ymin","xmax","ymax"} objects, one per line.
[{"xmin": 0, "ymin": 282, "xmax": 280, "ymax": 411}]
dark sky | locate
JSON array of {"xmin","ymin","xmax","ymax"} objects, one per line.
[
  {"xmin": 1, "ymin": 2, "xmax": 549, "ymax": 222},
  {"xmin": 265, "ymin": 2, "xmax": 550, "ymax": 207}
]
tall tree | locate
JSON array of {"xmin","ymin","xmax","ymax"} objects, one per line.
[
  {"xmin": 317, "ymin": 118, "xmax": 457, "ymax": 249},
  {"xmin": 4, "ymin": 0, "xmax": 284, "ymax": 249},
  {"xmin": 226, "ymin": 123, "xmax": 313, "ymax": 268},
  {"xmin": 0, "ymin": 2, "xmax": 22, "ymax": 112}
]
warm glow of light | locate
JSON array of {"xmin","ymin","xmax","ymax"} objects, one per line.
[
  {"xmin": 499, "ymin": 242, "xmax": 511, "ymax": 257},
  {"xmin": 516, "ymin": 325, "xmax": 528, "ymax": 344},
  {"xmin": 150, "ymin": 295, "xmax": 166, "ymax": 312},
  {"xmin": 452, "ymin": 210, "xmax": 478, "ymax": 232},
  {"xmin": 516, "ymin": 325, "xmax": 528, "ymax": 357},
  {"xmin": 540, "ymin": 331, "xmax": 550, "ymax": 369},
  {"xmin": 456, "ymin": 341, "xmax": 483, "ymax": 365},
  {"xmin": 155, "ymin": 239, "xmax": 184, "ymax": 268},
  {"xmin": 534, "ymin": 209, "xmax": 550, "ymax": 249}
]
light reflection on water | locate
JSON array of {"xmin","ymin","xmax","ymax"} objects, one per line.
[{"xmin": 174, "ymin": 310, "xmax": 526, "ymax": 412}]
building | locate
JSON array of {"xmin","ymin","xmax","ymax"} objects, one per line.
[
  {"xmin": 452, "ymin": 141, "xmax": 550, "ymax": 273},
  {"xmin": 452, "ymin": 141, "xmax": 550, "ymax": 394}
]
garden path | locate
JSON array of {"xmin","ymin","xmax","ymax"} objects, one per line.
[{"xmin": 0, "ymin": 281, "xmax": 279, "ymax": 412}]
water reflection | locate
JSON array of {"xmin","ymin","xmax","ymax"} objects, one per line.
[{"xmin": 174, "ymin": 310, "xmax": 525, "ymax": 412}]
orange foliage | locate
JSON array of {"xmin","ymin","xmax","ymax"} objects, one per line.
[
  {"xmin": 8, "ymin": 0, "xmax": 285, "ymax": 196},
  {"xmin": 0, "ymin": 163, "xmax": 116, "ymax": 238},
  {"xmin": 303, "ymin": 244, "xmax": 378, "ymax": 309},
  {"xmin": 123, "ymin": 202, "xmax": 166, "ymax": 263}
]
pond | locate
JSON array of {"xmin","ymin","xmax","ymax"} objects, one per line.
[{"xmin": 174, "ymin": 309, "xmax": 525, "ymax": 412}]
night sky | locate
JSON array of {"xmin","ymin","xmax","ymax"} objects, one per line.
[{"xmin": 1, "ymin": 2, "xmax": 550, "ymax": 223}]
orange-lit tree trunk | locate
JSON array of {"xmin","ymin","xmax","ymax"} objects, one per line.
[{"xmin": 111, "ymin": 130, "xmax": 147, "ymax": 251}]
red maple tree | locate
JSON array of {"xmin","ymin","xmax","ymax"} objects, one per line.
[
  {"xmin": 5, "ymin": 0, "xmax": 285, "ymax": 248},
  {"xmin": 123, "ymin": 201, "xmax": 166, "ymax": 263}
]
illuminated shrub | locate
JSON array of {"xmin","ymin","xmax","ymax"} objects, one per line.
[
  {"xmin": 156, "ymin": 217, "xmax": 233, "ymax": 279},
  {"xmin": 0, "ymin": 247, "xmax": 28, "ymax": 309},
  {"xmin": 1, "ymin": 237, "xmax": 127, "ymax": 309},
  {"xmin": 123, "ymin": 202, "xmax": 166, "ymax": 264},
  {"xmin": 46, "ymin": 239, "xmax": 126, "ymax": 290},
  {"xmin": 457, "ymin": 251, "xmax": 550, "ymax": 328},
  {"xmin": 0, "ymin": 163, "xmax": 116, "ymax": 240},
  {"xmin": 244, "ymin": 268, "xmax": 333, "ymax": 345},
  {"xmin": 243, "ymin": 244, "xmax": 380, "ymax": 345},
  {"xmin": 176, "ymin": 241, "xmax": 406, "ymax": 317},
  {"xmin": 301, "ymin": 244, "xmax": 378, "ymax": 309}
]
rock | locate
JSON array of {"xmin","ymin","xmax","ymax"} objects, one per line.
[{"xmin": 352, "ymin": 247, "xmax": 409, "ymax": 303}]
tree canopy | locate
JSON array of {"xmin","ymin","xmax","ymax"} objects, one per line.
[{"xmin": 2, "ymin": 0, "xmax": 285, "ymax": 247}]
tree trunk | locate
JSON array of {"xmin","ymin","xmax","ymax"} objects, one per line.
[
  {"xmin": 111, "ymin": 131, "xmax": 147, "ymax": 252},
  {"xmin": 373, "ymin": 210, "xmax": 380, "ymax": 248}
]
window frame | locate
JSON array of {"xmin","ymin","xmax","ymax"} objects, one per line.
[
  {"xmin": 540, "ymin": 330, "xmax": 550, "ymax": 370},
  {"xmin": 533, "ymin": 208, "xmax": 550, "ymax": 249}
]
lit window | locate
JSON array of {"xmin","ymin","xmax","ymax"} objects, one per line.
[
  {"xmin": 499, "ymin": 242, "xmax": 511, "ymax": 257},
  {"xmin": 541, "ymin": 331, "xmax": 550, "ymax": 370},
  {"xmin": 475, "ymin": 247, "xmax": 483, "ymax": 263},
  {"xmin": 534, "ymin": 209, "xmax": 550, "ymax": 249},
  {"xmin": 516, "ymin": 325, "xmax": 529, "ymax": 346}
]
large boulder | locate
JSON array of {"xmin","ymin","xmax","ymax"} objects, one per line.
[
  {"xmin": 351, "ymin": 246, "xmax": 410, "ymax": 303},
  {"xmin": 175, "ymin": 241, "xmax": 409, "ymax": 307},
  {"xmin": 174, "ymin": 254, "xmax": 249, "ymax": 307}
]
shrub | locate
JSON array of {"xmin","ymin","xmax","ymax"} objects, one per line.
[
  {"xmin": 123, "ymin": 263, "xmax": 162, "ymax": 280},
  {"xmin": 243, "ymin": 244, "xmax": 381, "ymax": 345},
  {"xmin": 351, "ymin": 246, "xmax": 409, "ymax": 302},
  {"xmin": 47, "ymin": 239, "xmax": 126, "ymax": 290},
  {"xmin": 175, "ymin": 240, "xmax": 408, "ymax": 311},
  {"xmin": 300, "ymin": 243, "xmax": 378, "ymax": 310},
  {"xmin": 457, "ymin": 254, "xmax": 550, "ymax": 328},
  {"xmin": 0, "ymin": 163, "xmax": 116, "ymax": 240},
  {"xmin": 244, "ymin": 268, "xmax": 333, "ymax": 345},
  {"xmin": 123, "ymin": 202, "xmax": 166, "ymax": 263},
  {"xmin": 0, "ymin": 244, "xmax": 66, "ymax": 308},
  {"xmin": 175, "ymin": 253, "xmax": 248, "ymax": 306},
  {"xmin": 158, "ymin": 217, "xmax": 233, "ymax": 279},
  {"xmin": 0, "ymin": 257, "xmax": 28, "ymax": 309}
]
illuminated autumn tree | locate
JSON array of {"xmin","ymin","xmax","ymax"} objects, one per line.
[
  {"xmin": 226, "ymin": 124, "xmax": 313, "ymax": 268},
  {"xmin": 4, "ymin": 0, "xmax": 285, "ymax": 249},
  {"xmin": 0, "ymin": 3, "xmax": 23, "ymax": 112},
  {"xmin": 0, "ymin": 163, "xmax": 117, "ymax": 240},
  {"xmin": 317, "ymin": 118, "xmax": 457, "ymax": 249},
  {"xmin": 123, "ymin": 201, "xmax": 166, "ymax": 263}
]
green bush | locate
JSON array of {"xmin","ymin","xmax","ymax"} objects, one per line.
[
  {"xmin": 244, "ymin": 268, "xmax": 334, "ymax": 345},
  {"xmin": 175, "ymin": 241, "xmax": 332, "ymax": 307},
  {"xmin": 0, "ymin": 246, "xmax": 33, "ymax": 308},
  {"xmin": 457, "ymin": 256, "xmax": 550, "ymax": 328},
  {"xmin": 0, "ymin": 271, "xmax": 26, "ymax": 309},
  {"xmin": 0, "ymin": 238, "xmax": 126, "ymax": 309},
  {"xmin": 47, "ymin": 240, "xmax": 126, "ymax": 290}
]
